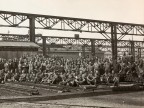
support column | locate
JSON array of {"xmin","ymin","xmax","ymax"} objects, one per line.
[
  {"xmin": 90, "ymin": 39, "xmax": 95, "ymax": 58},
  {"xmin": 130, "ymin": 41, "xmax": 135, "ymax": 61},
  {"xmin": 42, "ymin": 37, "xmax": 47, "ymax": 57},
  {"xmin": 138, "ymin": 47, "xmax": 141, "ymax": 58},
  {"xmin": 82, "ymin": 45, "xmax": 86, "ymax": 58},
  {"xmin": 111, "ymin": 24, "xmax": 117, "ymax": 71},
  {"xmin": 29, "ymin": 16, "xmax": 35, "ymax": 42}
]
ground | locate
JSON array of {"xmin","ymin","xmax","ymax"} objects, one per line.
[
  {"xmin": 0, "ymin": 90, "xmax": 144, "ymax": 108},
  {"xmin": 0, "ymin": 83, "xmax": 144, "ymax": 108}
]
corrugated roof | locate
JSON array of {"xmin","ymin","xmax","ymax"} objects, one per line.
[{"xmin": 0, "ymin": 42, "xmax": 39, "ymax": 47}]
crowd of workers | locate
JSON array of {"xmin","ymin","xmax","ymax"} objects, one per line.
[{"xmin": 0, "ymin": 54, "xmax": 143, "ymax": 87}]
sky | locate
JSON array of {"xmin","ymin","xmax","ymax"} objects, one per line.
[{"xmin": 0, "ymin": 0, "xmax": 144, "ymax": 40}]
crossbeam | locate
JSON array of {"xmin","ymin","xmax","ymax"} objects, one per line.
[
  {"xmin": 0, "ymin": 10, "xmax": 144, "ymax": 40},
  {"xmin": 0, "ymin": 33, "xmax": 143, "ymax": 51},
  {"xmin": 0, "ymin": 11, "xmax": 144, "ymax": 64}
]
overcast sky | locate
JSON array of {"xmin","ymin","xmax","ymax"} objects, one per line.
[{"xmin": 0, "ymin": 0, "xmax": 144, "ymax": 40}]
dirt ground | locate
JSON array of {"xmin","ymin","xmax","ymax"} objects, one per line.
[{"xmin": 0, "ymin": 90, "xmax": 143, "ymax": 108}]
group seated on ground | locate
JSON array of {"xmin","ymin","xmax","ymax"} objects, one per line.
[{"xmin": 0, "ymin": 54, "xmax": 144, "ymax": 87}]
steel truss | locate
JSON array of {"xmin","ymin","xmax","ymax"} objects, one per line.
[
  {"xmin": 0, "ymin": 11, "xmax": 144, "ymax": 63},
  {"xmin": 0, "ymin": 33, "xmax": 143, "ymax": 52},
  {"xmin": 0, "ymin": 11, "xmax": 144, "ymax": 39}
]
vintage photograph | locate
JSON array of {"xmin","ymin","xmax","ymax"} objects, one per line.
[{"xmin": 0, "ymin": 0, "xmax": 144, "ymax": 108}]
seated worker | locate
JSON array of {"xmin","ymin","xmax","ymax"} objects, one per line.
[
  {"xmin": 59, "ymin": 73, "xmax": 68, "ymax": 86},
  {"xmin": 0, "ymin": 70, "xmax": 5, "ymax": 83},
  {"xmin": 41, "ymin": 73, "xmax": 49, "ymax": 83},
  {"xmin": 100, "ymin": 72, "xmax": 111, "ymax": 84},
  {"xmin": 47, "ymin": 73, "xmax": 55, "ymax": 84},
  {"xmin": 52, "ymin": 73, "xmax": 63, "ymax": 85},
  {"xmin": 12, "ymin": 72, "xmax": 20, "ymax": 82},
  {"xmin": 113, "ymin": 73, "xmax": 119, "ymax": 87},
  {"xmin": 76, "ymin": 73, "xmax": 88, "ymax": 85},
  {"xmin": 94, "ymin": 70, "xmax": 101, "ymax": 85},
  {"xmin": 61, "ymin": 73, "xmax": 72, "ymax": 86},
  {"xmin": 28, "ymin": 71, "xmax": 36, "ymax": 82},
  {"xmin": 34, "ymin": 70, "xmax": 44, "ymax": 83},
  {"xmin": 87, "ymin": 72, "xmax": 96, "ymax": 85},
  {"xmin": 4, "ymin": 70, "xmax": 13, "ymax": 82},
  {"xmin": 66, "ymin": 73, "xmax": 78, "ymax": 87},
  {"xmin": 19, "ymin": 70, "xmax": 27, "ymax": 82}
]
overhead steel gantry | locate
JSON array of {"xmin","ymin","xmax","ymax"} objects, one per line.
[
  {"xmin": 0, "ymin": 10, "xmax": 144, "ymax": 63},
  {"xmin": 0, "ymin": 33, "xmax": 143, "ymax": 57}
]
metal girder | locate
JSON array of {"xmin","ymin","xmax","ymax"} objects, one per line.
[
  {"xmin": 0, "ymin": 33, "xmax": 140, "ymax": 53},
  {"xmin": 35, "ymin": 17, "xmax": 111, "ymax": 39},
  {"xmin": 0, "ymin": 33, "xmax": 144, "ymax": 49},
  {"xmin": 117, "ymin": 24, "xmax": 144, "ymax": 40},
  {"xmin": 0, "ymin": 12, "xmax": 28, "ymax": 27},
  {"xmin": 0, "ymin": 11, "xmax": 144, "ymax": 40}
]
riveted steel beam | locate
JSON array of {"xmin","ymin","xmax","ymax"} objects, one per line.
[{"xmin": 0, "ymin": 11, "xmax": 144, "ymax": 40}]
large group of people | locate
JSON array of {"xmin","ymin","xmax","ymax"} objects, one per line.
[{"xmin": 0, "ymin": 54, "xmax": 143, "ymax": 87}]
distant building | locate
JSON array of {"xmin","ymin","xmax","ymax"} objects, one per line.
[{"xmin": 0, "ymin": 42, "xmax": 39, "ymax": 59}]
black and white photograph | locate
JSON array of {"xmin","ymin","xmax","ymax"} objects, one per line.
[{"xmin": 0, "ymin": 0, "xmax": 144, "ymax": 108}]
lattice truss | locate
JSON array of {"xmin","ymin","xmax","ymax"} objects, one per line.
[
  {"xmin": 0, "ymin": 11, "xmax": 144, "ymax": 40},
  {"xmin": 35, "ymin": 17, "xmax": 112, "ymax": 39},
  {"xmin": 0, "ymin": 32, "xmax": 143, "ymax": 52},
  {"xmin": 0, "ymin": 11, "xmax": 144, "ymax": 52},
  {"xmin": 0, "ymin": 13, "xmax": 28, "ymax": 27},
  {"xmin": 116, "ymin": 24, "xmax": 144, "ymax": 40},
  {"xmin": 35, "ymin": 36, "xmax": 144, "ymax": 52}
]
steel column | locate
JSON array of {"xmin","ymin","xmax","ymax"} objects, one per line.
[
  {"xmin": 130, "ymin": 41, "xmax": 135, "ymax": 60},
  {"xmin": 90, "ymin": 39, "xmax": 95, "ymax": 57},
  {"xmin": 47, "ymin": 46, "xmax": 50, "ymax": 54},
  {"xmin": 29, "ymin": 17, "xmax": 35, "ymax": 42},
  {"xmin": 111, "ymin": 24, "xmax": 117, "ymax": 63},
  {"xmin": 111, "ymin": 24, "xmax": 118, "ymax": 74},
  {"xmin": 82, "ymin": 45, "xmax": 86, "ymax": 58},
  {"xmin": 42, "ymin": 37, "xmax": 47, "ymax": 57},
  {"xmin": 138, "ymin": 47, "xmax": 141, "ymax": 58}
]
